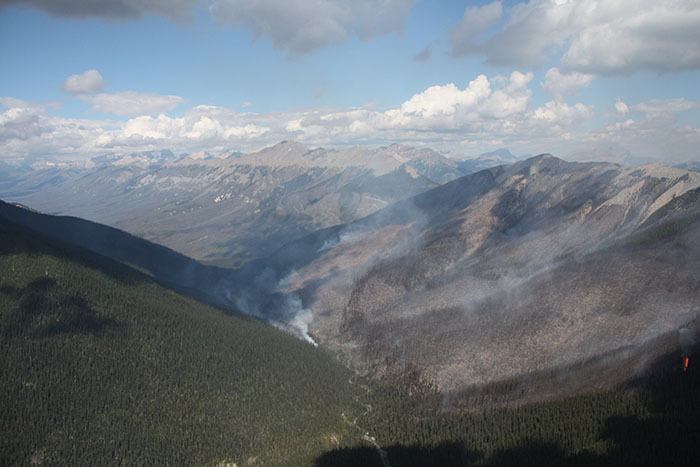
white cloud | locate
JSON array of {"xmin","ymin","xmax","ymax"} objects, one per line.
[
  {"xmin": 382, "ymin": 71, "xmax": 534, "ymax": 128},
  {"xmin": 615, "ymin": 98, "xmax": 630, "ymax": 116},
  {"xmin": 2, "ymin": 72, "xmax": 699, "ymax": 164},
  {"xmin": 209, "ymin": 0, "xmax": 415, "ymax": 53},
  {"xmin": 633, "ymin": 98, "xmax": 700, "ymax": 115},
  {"xmin": 63, "ymin": 69, "xmax": 104, "ymax": 95},
  {"xmin": 0, "ymin": 107, "xmax": 47, "ymax": 141},
  {"xmin": 542, "ymin": 67, "xmax": 594, "ymax": 100},
  {"xmin": 120, "ymin": 110, "xmax": 268, "ymax": 142},
  {"xmin": 453, "ymin": 0, "xmax": 700, "ymax": 75},
  {"xmin": 531, "ymin": 100, "xmax": 592, "ymax": 126},
  {"xmin": 0, "ymin": 103, "xmax": 115, "ymax": 161},
  {"xmin": 80, "ymin": 91, "xmax": 183, "ymax": 116},
  {"xmin": 398, "ymin": 78, "xmax": 491, "ymax": 118},
  {"xmin": 450, "ymin": 1, "xmax": 503, "ymax": 57}
]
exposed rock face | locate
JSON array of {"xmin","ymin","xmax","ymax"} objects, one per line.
[
  {"xmin": 256, "ymin": 155, "xmax": 700, "ymax": 403},
  {"xmin": 0, "ymin": 142, "xmax": 465, "ymax": 267}
]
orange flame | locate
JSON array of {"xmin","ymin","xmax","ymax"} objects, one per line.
[{"xmin": 684, "ymin": 355, "xmax": 690, "ymax": 372}]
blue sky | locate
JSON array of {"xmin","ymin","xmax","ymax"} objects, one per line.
[
  {"xmin": 0, "ymin": 1, "xmax": 499, "ymax": 116},
  {"xmin": 1, "ymin": 0, "xmax": 699, "ymax": 162}
]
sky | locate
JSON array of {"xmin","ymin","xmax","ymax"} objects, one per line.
[{"xmin": 1, "ymin": 0, "xmax": 700, "ymax": 163}]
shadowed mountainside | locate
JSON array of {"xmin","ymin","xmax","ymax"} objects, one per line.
[
  {"xmin": 0, "ymin": 217, "xmax": 359, "ymax": 465},
  {"xmin": 0, "ymin": 200, "xmax": 237, "ymax": 310}
]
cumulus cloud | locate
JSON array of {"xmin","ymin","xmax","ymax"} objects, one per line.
[
  {"xmin": 542, "ymin": 67, "xmax": 594, "ymax": 100},
  {"xmin": 63, "ymin": 69, "xmax": 104, "ymax": 95},
  {"xmin": 615, "ymin": 98, "xmax": 630, "ymax": 116},
  {"xmin": 80, "ymin": 91, "xmax": 183, "ymax": 116},
  {"xmin": 280, "ymin": 71, "xmax": 540, "ymax": 146},
  {"xmin": 119, "ymin": 108, "xmax": 268, "ymax": 142},
  {"xmin": 0, "ymin": 101, "xmax": 270, "ymax": 160},
  {"xmin": 531, "ymin": 100, "xmax": 592, "ymax": 127},
  {"xmin": 0, "ymin": 102, "xmax": 116, "ymax": 161},
  {"xmin": 452, "ymin": 0, "xmax": 700, "ymax": 75},
  {"xmin": 450, "ymin": 1, "xmax": 503, "ymax": 57},
  {"xmin": 209, "ymin": 0, "xmax": 415, "ymax": 53},
  {"xmin": 1, "ymin": 71, "xmax": 574, "ymax": 160},
  {"xmin": 0, "ymin": 107, "xmax": 47, "ymax": 141},
  {"xmin": 2, "ymin": 72, "xmax": 698, "ymax": 163},
  {"xmin": 386, "ymin": 71, "xmax": 533, "ymax": 127}
]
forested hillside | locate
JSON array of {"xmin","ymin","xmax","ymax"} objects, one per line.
[
  {"xmin": 2, "ymin": 213, "xmax": 699, "ymax": 467},
  {"xmin": 0, "ymin": 219, "xmax": 357, "ymax": 466},
  {"xmin": 320, "ymin": 349, "xmax": 700, "ymax": 466}
]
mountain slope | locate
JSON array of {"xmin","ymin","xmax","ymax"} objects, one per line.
[
  {"xmin": 0, "ymin": 200, "xmax": 235, "ymax": 310},
  {"xmin": 2, "ymin": 164, "xmax": 700, "ymax": 466},
  {"xmin": 252, "ymin": 156, "xmax": 700, "ymax": 403},
  {"xmin": 1, "ymin": 142, "xmax": 465, "ymax": 266},
  {"xmin": 322, "ymin": 343, "xmax": 700, "ymax": 466},
  {"xmin": 0, "ymin": 218, "xmax": 357, "ymax": 466}
]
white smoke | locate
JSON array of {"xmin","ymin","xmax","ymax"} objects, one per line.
[
  {"xmin": 288, "ymin": 305, "xmax": 317, "ymax": 346},
  {"xmin": 316, "ymin": 227, "xmax": 368, "ymax": 253}
]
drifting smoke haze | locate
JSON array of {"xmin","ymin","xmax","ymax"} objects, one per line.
[
  {"xmin": 316, "ymin": 228, "xmax": 369, "ymax": 253},
  {"xmin": 3, "ymin": 2, "xmax": 700, "ymax": 465},
  {"xmin": 3, "ymin": 148, "xmax": 699, "ymax": 407},
  {"xmin": 212, "ymin": 187, "xmax": 435, "ymax": 344},
  {"xmin": 235, "ymin": 155, "xmax": 700, "ymax": 403}
]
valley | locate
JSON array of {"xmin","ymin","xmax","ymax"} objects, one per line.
[
  {"xmin": 0, "ymin": 143, "xmax": 481, "ymax": 267},
  {"xmin": 2, "ymin": 211, "xmax": 699, "ymax": 467},
  {"xmin": 4, "ymin": 1, "xmax": 700, "ymax": 464},
  {"xmin": 234, "ymin": 154, "xmax": 700, "ymax": 403},
  {"xmin": 2, "ymin": 144, "xmax": 700, "ymax": 466}
]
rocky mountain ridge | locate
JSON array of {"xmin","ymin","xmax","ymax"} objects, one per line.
[
  {"xmin": 247, "ymin": 155, "xmax": 700, "ymax": 403},
  {"xmin": 0, "ymin": 142, "xmax": 469, "ymax": 266}
]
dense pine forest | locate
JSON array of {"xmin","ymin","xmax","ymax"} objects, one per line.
[
  {"xmin": 2, "ymin": 215, "xmax": 699, "ymax": 466},
  {"xmin": 0, "ymin": 219, "xmax": 359, "ymax": 466},
  {"xmin": 319, "ymin": 340, "xmax": 700, "ymax": 466}
]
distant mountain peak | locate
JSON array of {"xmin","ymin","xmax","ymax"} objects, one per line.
[
  {"xmin": 478, "ymin": 148, "xmax": 518, "ymax": 161},
  {"xmin": 508, "ymin": 153, "xmax": 566, "ymax": 174},
  {"xmin": 528, "ymin": 153, "xmax": 557, "ymax": 161}
]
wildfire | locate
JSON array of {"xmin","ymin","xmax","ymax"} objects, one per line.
[{"xmin": 683, "ymin": 354, "xmax": 690, "ymax": 372}]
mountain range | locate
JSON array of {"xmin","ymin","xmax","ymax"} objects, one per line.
[
  {"xmin": 240, "ymin": 155, "xmax": 700, "ymax": 404},
  {"xmin": 3, "ymin": 144, "xmax": 700, "ymax": 465},
  {"xmin": 1, "ymin": 142, "xmax": 493, "ymax": 267},
  {"xmin": 2, "ymin": 185, "xmax": 700, "ymax": 467},
  {"xmin": 4, "ymin": 147, "xmax": 699, "ymax": 407},
  {"xmin": 0, "ymin": 143, "xmax": 524, "ymax": 267}
]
